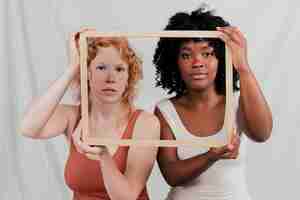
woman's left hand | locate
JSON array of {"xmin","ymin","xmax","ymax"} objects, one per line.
[
  {"xmin": 72, "ymin": 120, "xmax": 109, "ymax": 160},
  {"xmin": 217, "ymin": 26, "xmax": 250, "ymax": 74}
]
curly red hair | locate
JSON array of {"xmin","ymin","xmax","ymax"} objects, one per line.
[{"xmin": 71, "ymin": 37, "xmax": 143, "ymax": 105}]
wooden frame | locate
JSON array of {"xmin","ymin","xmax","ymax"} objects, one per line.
[{"xmin": 79, "ymin": 31, "xmax": 234, "ymax": 148}]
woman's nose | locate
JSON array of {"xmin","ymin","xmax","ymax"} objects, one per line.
[
  {"xmin": 192, "ymin": 58, "xmax": 205, "ymax": 68},
  {"xmin": 106, "ymin": 70, "xmax": 116, "ymax": 83}
]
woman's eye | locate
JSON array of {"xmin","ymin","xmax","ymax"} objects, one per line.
[
  {"xmin": 180, "ymin": 52, "xmax": 192, "ymax": 60},
  {"xmin": 116, "ymin": 67, "xmax": 125, "ymax": 72},
  {"xmin": 201, "ymin": 52, "xmax": 215, "ymax": 58},
  {"xmin": 96, "ymin": 65, "xmax": 106, "ymax": 70}
]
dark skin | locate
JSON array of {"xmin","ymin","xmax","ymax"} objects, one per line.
[
  {"xmin": 155, "ymin": 26, "xmax": 272, "ymax": 187},
  {"xmin": 154, "ymin": 106, "xmax": 240, "ymax": 187},
  {"xmin": 172, "ymin": 95, "xmax": 225, "ymax": 137},
  {"xmin": 154, "ymin": 41, "xmax": 240, "ymax": 186}
]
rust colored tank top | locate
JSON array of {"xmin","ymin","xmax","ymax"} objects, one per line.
[{"xmin": 64, "ymin": 110, "xmax": 149, "ymax": 200}]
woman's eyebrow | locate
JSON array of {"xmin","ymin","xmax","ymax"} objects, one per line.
[
  {"xmin": 96, "ymin": 62, "xmax": 105, "ymax": 66},
  {"xmin": 180, "ymin": 45, "xmax": 213, "ymax": 51},
  {"xmin": 115, "ymin": 63, "xmax": 125, "ymax": 67},
  {"xmin": 180, "ymin": 46, "xmax": 192, "ymax": 51},
  {"xmin": 202, "ymin": 46, "xmax": 214, "ymax": 51}
]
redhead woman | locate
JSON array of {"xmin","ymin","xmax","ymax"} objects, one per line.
[{"xmin": 21, "ymin": 30, "xmax": 160, "ymax": 200}]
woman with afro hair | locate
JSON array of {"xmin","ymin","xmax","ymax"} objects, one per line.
[{"xmin": 153, "ymin": 6, "xmax": 273, "ymax": 200}]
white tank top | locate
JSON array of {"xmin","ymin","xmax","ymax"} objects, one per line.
[{"xmin": 156, "ymin": 94, "xmax": 252, "ymax": 200}]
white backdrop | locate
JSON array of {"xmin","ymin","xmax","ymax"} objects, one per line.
[{"xmin": 1, "ymin": 0, "xmax": 299, "ymax": 199}]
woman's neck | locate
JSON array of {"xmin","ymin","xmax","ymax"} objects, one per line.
[
  {"xmin": 89, "ymin": 96, "xmax": 131, "ymax": 125},
  {"xmin": 183, "ymin": 86, "xmax": 224, "ymax": 109}
]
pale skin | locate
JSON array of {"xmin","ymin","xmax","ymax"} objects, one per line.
[
  {"xmin": 155, "ymin": 26, "xmax": 273, "ymax": 186},
  {"xmin": 20, "ymin": 29, "xmax": 160, "ymax": 200}
]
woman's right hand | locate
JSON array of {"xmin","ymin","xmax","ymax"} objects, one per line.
[
  {"xmin": 68, "ymin": 28, "xmax": 97, "ymax": 76},
  {"xmin": 207, "ymin": 130, "xmax": 240, "ymax": 161},
  {"xmin": 72, "ymin": 119, "xmax": 109, "ymax": 160},
  {"xmin": 68, "ymin": 32, "xmax": 80, "ymax": 73}
]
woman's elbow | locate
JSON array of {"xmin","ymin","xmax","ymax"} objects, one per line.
[
  {"xmin": 19, "ymin": 123, "xmax": 40, "ymax": 139},
  {"xmin": 254, "ymin": 133, "xmax": 271, "ymax": 143},
  {"xmin": 259, "ymin": 120, "xmax": 273, "ymax": 142},
  {"xmin": 248, "ymin": 119, "xmax": 273, "ymax": 143},
  {"xmin": 163, "ymin": 173, "xmax": 183, "ymax": 187},
  {"xmin": 167, "ymin": 180, "xmax": 180, "ymax": 187},
  {"xmin": 20, "ymin": 129, "xmax": 38, "ymax": 139},
  {"xmin": 250, "ymin": 128, "xmax": 272, "ymax": 143}
]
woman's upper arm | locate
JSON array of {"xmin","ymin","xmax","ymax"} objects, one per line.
[
  {"xmin": 33, "ymin": 104, "xmax": 77, "ymax": 139},
  {"xmin": 124, "ymin": 112, "xmax": 160, "ymax": 193},
  {"xmin": 154, "ymin": 107, "xmax": 179, "ymax": 173},
  {"xmin": 237, "ymin": 97, "xmax": 259, "ymax": 141}
]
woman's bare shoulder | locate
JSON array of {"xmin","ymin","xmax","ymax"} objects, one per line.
[
  {"xmin": 59, "ymin": 104, "xmax": 80, "ymax": 120},
  {"xmin": 133, "ymin": 110, "xmax": 160, "ymax": 139},
  {"xmin": 60, "ymin": 104, "xmax": 81, "ymax": 135}
]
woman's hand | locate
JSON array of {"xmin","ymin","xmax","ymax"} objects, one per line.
[
  {"xmin": 68, "ymin": 28, "xmax": 97, "ymax": 77},
  {"xmin": 72, "ymin": 119, "xmax": 109, "ymax": 160},
  {"xmin": 207, "ymin": 130, "xmax": 240, "ymax": 161},
  {"xmin": 217, "ymin": 26, "xmax": 250, "ymax": 74},
  {"xmin": 68, "ymin": 32, "xmax": 80, "ymax": 73}
]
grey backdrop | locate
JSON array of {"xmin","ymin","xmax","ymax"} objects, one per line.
[{"xmin": 1, "ymin": 0, "xmax": 299, "ymax": 199}]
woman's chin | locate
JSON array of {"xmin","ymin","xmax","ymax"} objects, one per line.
[
  {"xmin": 91, "ymin": 94, "xmax": 123, "ymax": 105},
  {"xmin": 190, "ymin": 83, "xmax": 209, "ymax": 91},
  {"xmin": 101, "ymin": 96, "xmax": 123, "ymax": 104}
]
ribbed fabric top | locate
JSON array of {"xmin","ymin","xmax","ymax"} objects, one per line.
[{"xmin": 64, "ymin": 110, "xmax": 149, "ymax": 200}]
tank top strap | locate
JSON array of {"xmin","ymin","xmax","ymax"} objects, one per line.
[
  {"xmin": 122, "ymin": 109, "xmax": 143, "ymax": 140},
  {"xmin": 68, "ymin": 108, "xmax": 143, "ymax": 143}
]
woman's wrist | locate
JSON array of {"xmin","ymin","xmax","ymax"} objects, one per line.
[
  {"xmin": 65, "ymin": 66, "xmax": 79, "ymax": 81},
  {"xmin": 205, "ymin": 150, "xmax": 219, "ymax": 163},
  {"xmin": 98, "ymin": 147, "xmax": 110, "ymax": 161},
  {"xmin": 236, "ymin": 64, "xmax": 252, "ymax": 77}
]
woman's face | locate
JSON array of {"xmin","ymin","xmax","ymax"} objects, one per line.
[
  {"xmin": 88, "ymin": 46, "xmax": 129, "ymax": 104},
  {"xmin": 177, "ymin": 40, "xmax": 218, "ymax": 92}
]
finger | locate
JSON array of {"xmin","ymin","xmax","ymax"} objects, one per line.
[
  {"xmin": 217, "ymin": 27, "xmax": 242, "ymax": 46},
  {"xmin": 233, "ymin": 135, "xmax": 241, "ymax": 147},
  {"xmin": 231, "ymin": 130, "xmax": 240, "ymax": 147},
  {"xmin": 210, "ymin": 145, "xmax": 230, "ymax": 156},
  {"xmin": 230, "ymin": 27, "xmax": 247, "ymax": 47},
  {"xmin": 232, "ymin": 27, "xmax": 246, "ymax": 42},
  {"xmin": 90, "ymin": 145, "xmax": 108, "ymax": 155},
  {"xmin": 228, "ymin": 128, "xmax": 238, "ymax": 149},
  {"xmin": 218, "ymin": 27, "xmax": 241, "ymax": 42},
  {"xmin": 221, "ymin": 148, "xmax": 239, "ymax": 159},
  {"xmin": 217, "ymin": 32, "xmax": 234, "ymax": 50},
  {"xmin": 73, "ymin": 137, "xmax": 84, "ymax": 154},
  {"xmin": 221, "ymin": 152, "xmax": 238, "ymax": 159},
  {"xmin": 229, "ymin": 128, "xmax": 236, "ymax": 144},
  {"xmin": 228, "ymin": 139, "xmax": 240, "ymax": 152},
  {"xmin": 79, "ymin": 27, "xmax": 97, "ymax": 35},
  {"xmin": 85, "ymin": 153, "xmax": 101, "ymax": 161},
  {"xmin": 72, "ymin": 121, "xmax": 85, "ymax": 153},
  {"xmin": 79, "ymin": 142, "xmax": 107, "ymax": 156},
  {"xmin": 69, "ymin": 32, "xmax": 77, "ymax": 47},
  {"xmin": 72, "ymin": 137, "xmax": 84, "ymax": 154},
  {"xmin": 74, "ymin": 32, "xmax": 81, "ymax": 41},
  {"xmin": 80, "ymin": 27, "xmax": 96, "ymax": 32},
  {"xmin": 227, "ymin": 131, "xmax": 235, "ymax": 151}
]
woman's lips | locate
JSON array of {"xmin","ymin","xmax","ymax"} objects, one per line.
[
  {"xmin": 190, "ymin": 73, "xmax": 208, "ymax": 80},
  {"xmin": 102, "ymin": 88, "xmax": 117, "ymax": 95}
]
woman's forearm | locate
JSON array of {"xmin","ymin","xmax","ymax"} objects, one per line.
[
  {"xmin": 20, "ymin": 67, "xmax": 77, "ymax": 136},
  {"xmin": 161, "ymin": 151, "xmax": 218, "ymax": 187},
  {"xmin": 98, "ymin": 152, "xmax": 140, "ymax": 200},
  {"xmin": 239, "ymin": 68, "xmax": 273, "ymax": 142}
]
